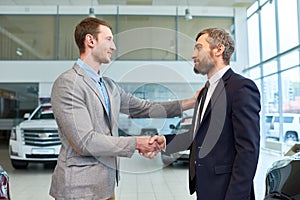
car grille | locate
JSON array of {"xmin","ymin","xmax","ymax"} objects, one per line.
[
  {"xmin": 26, "ymin": 154, "xmax": 58, "ymax": 159},
  {"xmin": 22, "ymin": 129, "xmax": 61, "ymax": 147}
]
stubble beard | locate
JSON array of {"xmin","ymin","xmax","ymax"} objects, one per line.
[{"xmin": 193, "ymin": 63, "xmax": 207, "ymax": 76}]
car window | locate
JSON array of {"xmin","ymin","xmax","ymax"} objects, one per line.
[
  {"xmin": 272, "ymin": 116, "xmax": 294, "ymax": 123},
  {"xmin": 40, "ymin": 113, "xmax": 55, "ymax": 119},
  {"xmin": 31, "ymin": 106, "xmax": 54, "ymax": 120},
  {"xmin": 283, "ymin": 117, "xmax": 293, "ymax": 123},
  {"xmin": 266, "ymin": 116, "xmax": 273, "ymax": 123}
]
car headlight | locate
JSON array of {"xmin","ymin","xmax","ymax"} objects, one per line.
[{"xmin": 10, "ymin": 127, "xmax": 17, "ymax": 140}]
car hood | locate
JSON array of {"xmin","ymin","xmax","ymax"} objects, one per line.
[{"xmin": 18, "ymin": 119, "xmax": 58, "ymax": 129}]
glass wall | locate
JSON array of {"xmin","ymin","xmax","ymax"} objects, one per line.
[
  {"xmin": 58, "ymin": 15, "xmax": 117, "ymax": 60},
  {"xmin": 0, "ymin": 15, "xmax": 56, "ymax": 60},
  {"xmin": 0, "ymin": 10, "xmax": 233, "ymax": 61},
  {"xmin": 178, "ymin": 17, "xmax": 233, "ymax": 61},
  {"xmin": 246, "ymin": 0, "xmax": 300, "ymax": 150}
]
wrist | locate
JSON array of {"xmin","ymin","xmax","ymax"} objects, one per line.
[{"xmin": 182, "ymin": 98, "xmax": 195, "ymax": 110}]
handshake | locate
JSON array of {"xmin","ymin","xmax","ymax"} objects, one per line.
[{"xmin": 135, "ymin": 135, "xmax": 166, "ymax": 159}]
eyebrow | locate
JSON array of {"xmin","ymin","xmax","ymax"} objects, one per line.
[{"xmin": 194, "ymin": 43, "xmax": 202, "ymax": 49}]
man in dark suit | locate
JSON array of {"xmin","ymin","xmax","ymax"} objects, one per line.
[{"xmin": 151, "ymin": 27, "xmax": 261, "ymax": 199}]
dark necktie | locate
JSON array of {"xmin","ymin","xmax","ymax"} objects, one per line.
[
  {"xmin": 99, "ymin": 78, "xmax": 110, "ymax": 117},
  {"xmin": 189, "ymin": 81, "xmax": 210, "ymax": 179}
]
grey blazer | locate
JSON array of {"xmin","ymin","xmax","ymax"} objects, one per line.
[{"xmin": 49, "ymin": 64, "xmax": 182, "ymax": 200}]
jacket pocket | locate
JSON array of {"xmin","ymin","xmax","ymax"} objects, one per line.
[
  {"xmin": 66, "ymin": 156, "xmax": 98, "ymax": 167},
  {"xmin": 214, "ymin": 164, "xmax": 232, "ymax": 175}
]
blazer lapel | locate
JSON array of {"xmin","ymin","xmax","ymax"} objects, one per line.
[
  {"xmin": 201, "ymin": 69, "xmax": 232, "ymax": 121},
  {"xmin": 197, "ymin": 70, "xmax": 232, "ymax": 158},
  {"xmin": 190, "ymin": 86, "xmax": 208, "ymax": 142},
  {"xmin": 73, "ymin": 64, "xmax": 111, "ymax": 119},
  {"xmin": 102, "ymin": 77, "xmax": 117, "ymax": 130}
]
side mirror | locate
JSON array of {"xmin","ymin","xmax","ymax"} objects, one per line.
[
  {"xmin": 23, "ymin": 113, "xmax": 30, "ymax": 120},
  {"xmin": 169, "ymin": 124, "xmax": 175, "ymax": 129}
]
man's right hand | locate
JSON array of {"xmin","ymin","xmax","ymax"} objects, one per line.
[{"xmin": 135, "ymin": 136, "xmax": 160, "ymax": 158}]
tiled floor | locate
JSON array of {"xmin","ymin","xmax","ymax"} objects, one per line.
[{"xmin": 0, "ymin": 143, "xmax": 283, "ymax": 200}]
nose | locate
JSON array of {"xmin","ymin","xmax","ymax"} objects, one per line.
[
  {"xmin": 111, "ymin": 41, "xmax": 116, "ymax": 51},
  {"xmin": 191, "ymin": 50, "xmax": 197, "ymax": 59}
]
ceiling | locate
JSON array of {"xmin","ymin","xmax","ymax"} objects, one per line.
[{"xmin": 0, "ymin": 0, "xmax": 256, "ymax": 8}]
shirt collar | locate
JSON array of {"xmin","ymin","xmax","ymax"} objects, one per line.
[
  {"xmin": 76, "ymin": 58, "xmax": 102, "ymax": 83},
  {"xmin": 208, "ymin": 65, "xmax": 230, "ymax": 85}
]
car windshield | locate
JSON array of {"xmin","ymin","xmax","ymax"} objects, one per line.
[{"xmin": 31, "ymin": 106, "xmax": 54, "ymax": 120}]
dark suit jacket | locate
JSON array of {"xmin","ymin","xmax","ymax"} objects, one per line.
[{"xmin": 165, "ymin": 68, "xmax": 261, "ymax": 200}]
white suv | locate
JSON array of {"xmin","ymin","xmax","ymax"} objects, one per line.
[
  {"xmin": 265, "ymin": 113, "xmax": 300, "ymax": 143},
  {"xmin": 9, "ymin": 103, "xmax": 60, "ymax": 169}
]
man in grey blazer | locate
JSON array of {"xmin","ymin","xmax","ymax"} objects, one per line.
[{"xmin": 49, "ymin": 17, "xmax": 197, "ymax": 200}]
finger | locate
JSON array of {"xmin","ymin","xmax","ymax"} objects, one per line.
[
  {"xmin": 148, "ymin": 135, "xmax": 159, "ymax": 144},
  {"xmin": 144, "ymin": 151, "xmax": 157, "ymax": 159}
]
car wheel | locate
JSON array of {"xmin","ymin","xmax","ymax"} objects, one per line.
[
  {"xmin": 11, "ymin": 160, "xmax": 28, "ymax": 169},
  {"xmin": 285, "ymin": 132, "xmax": 298, "ymax": 142}
]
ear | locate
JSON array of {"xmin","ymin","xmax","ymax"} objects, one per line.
[
  {"xmin": 86, "ymin": 34, "xmax": 95, "ymax": 47},
  {"xmin": 215, "ymin": 44, "xmax": 225, "ymax": 57}
]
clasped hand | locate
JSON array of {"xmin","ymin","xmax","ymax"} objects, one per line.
[{"xmin": 136, "ymin": 135, "xmax": 165, "ymax": 159}]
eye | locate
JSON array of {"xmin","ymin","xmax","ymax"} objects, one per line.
[{"xmin": 194, "ymin": 45, "xmax": 201, "ymax": 51}]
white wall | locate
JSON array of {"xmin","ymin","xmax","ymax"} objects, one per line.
[{"xmin": 0, "ymin": 59, "xmax": 244, "ymax": 98}]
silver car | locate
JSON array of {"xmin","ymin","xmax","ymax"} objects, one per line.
[{"xmin": 160, "ymin": 117, "xmax": 192, "ymax": 165}]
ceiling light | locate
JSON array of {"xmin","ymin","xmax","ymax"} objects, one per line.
[
  {"xmin": 185, "ymin": 8, "xmax": 192, "ymax": 20},
  {"xmin": 88, "ymin": 0, "xmax": 96, "ymax": 18},
  {"xmin": 89, "ymin": 7, "xmax": 96, "ymax": 18},
  {"xmin": 16, "ymin": 48, "xmax": 23, "ymax": 56}
]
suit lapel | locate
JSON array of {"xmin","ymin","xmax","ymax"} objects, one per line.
[
  {"xmin": 197, "ymin": 69, "xmax": 232, "ymax": 158},
  {"xmin": 102, "ymin": 77, "xmax": 117, "ymax": 130},
  {"xmin": 201, "ymin": 69, "xmax": 232, "ymax": 121},
  {"xmin": 190, "ymin": 87, "xmax": 207, "ymax": 141},
  {"xmin": 73, "ymin": 64, "xmax": 111, "ymax": 119}
]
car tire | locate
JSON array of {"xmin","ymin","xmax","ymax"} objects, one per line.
[{"xmin": 11, "ymin": 160, "xmax": 28, "ymax": 169}]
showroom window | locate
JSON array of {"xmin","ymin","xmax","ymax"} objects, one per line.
[
  {"xmin": 0, "ymin": 7, "xmax": 234, "ymax": 61},
  {"xmin": 277, "ymin": 0, "xmax": 298, "ymax": 53},
  {"xmin": 0, "ymin": 15, "xmax": 56, "ymax": 60},
  {"xmin": 246, "ymin": 0, "xmax": 300, "ymax": 150},
  {"xmin": 58, "ymin": 15, "xmax": 117, "ymax": 60}
]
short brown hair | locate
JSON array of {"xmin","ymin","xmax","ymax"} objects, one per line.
[
  {"xmin": 74, "ymin": 17, "xmax": 112, "ymax": 54},
  {"xmin": 196, "ymin": 28, "xmax": 234, "ymax": 65}
]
